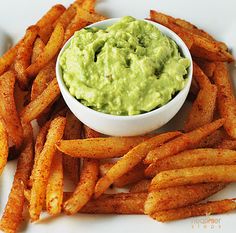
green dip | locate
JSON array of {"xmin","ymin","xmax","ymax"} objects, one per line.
[{"xmin": 60, "ymin": 16, "xmax": 190, "ymax": 116}]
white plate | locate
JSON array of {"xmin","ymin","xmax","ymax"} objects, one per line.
[{"xmin": 0, "ymin": 0, "xmax": 236, "ymax": 233}]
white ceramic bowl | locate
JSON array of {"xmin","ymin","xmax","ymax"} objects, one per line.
[{"xmin": 56, "ymin": 18, "xmax": 193, "ymax": 136}]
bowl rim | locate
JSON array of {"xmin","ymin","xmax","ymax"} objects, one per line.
[{"xmin": 56, "ymin": 17, "xmax": 193, "ymax": 120}]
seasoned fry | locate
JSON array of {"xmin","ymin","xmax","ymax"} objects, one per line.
[
  {"xmin": 151, "ymin": 199, "xmax": 236, "ymax": 222},
  {"xmin": 46, "ymin": 152, "xmax": 63, "ymax": 216},
  {"xmin": 150, "ymin": 165, "xmax": 236, "ymax": 190},
  {"xmin": 81, "ymin": 0, "xmax": 96, "ymax": 12},
  {"xmin": 0, "ymin": 40, "xmax": 23, "ymax": 76},
  {"xmin": 30, "ymin": 60, "xmax": 56, "ymax": 101},
  {"xmin": 146, "ymin": 148, "xmax": 236, "ymax": 177},
  {"xmin": 150, "ymin": 10, "xmax": 234, "ymax": 62},
  {"xmin": 63, "ymin": 110, "xmax": 82, "ymax": 184},
  {"xmin": 0, "ymin": 124, "xmax": 34, "ymax": 233},
  {"xmin": 63, "ymin": 158, "xmax": 99, "ymax": 215},
  {"xmin": 145, "ymin": 183, "xmax": 226, "ymax": 215},
  {"xmin": 28, "ymin": 121, "xmax": 51, "ymax": 188},
  {"xmin": 145, "ymin": 119, "xmax": 225, "ymax": 167},
  {"xmin": 80, "ymin": 192, "xmax": 147, "ymax": 214},
  {"xmin": 217, "ymin": 139, "xmax": 236, "ymax": 150},
  {"xmin": 21, "ymin": 78, "xmax": 60, "ymax": 123},
  {"xmin": 0, "ymin": 117, "xmax": 8, "ymax": 176},
  {"xmin": 75, "ymin": 8, "xmax": 107, "ymax": 23},
  {"xmin": 26, "ymin": 23, "xmax": 64, "ymax": 77},
  {"xmin": 29, "ymin": 116, "xmax": 66, "ymax": 221},
  {"xmin": 36, "ymin": 4, "xmax": 66, "ymax": 43},
  {"xmin": 198, "ymin": 129, "xmax": 227, "ymax": 148},
  {"xmin": 213, "ymin": 62, "xmax": 236, "ymax": 138},
  {"xmin": 0, "ymin": 71, "xmax": 23, "ymax": 148},
  {"xmin": 193, "ymin": 57, "xmax": 216, "ymax": 78},
  {"xmin": 56, "ymin": 136, "xmax": 149, "ymax": 158},
  {"xmin": 14, "ymin": 25, "xmax": 39, "ymax": 89},
  {"xmin": 100, "ymin": 162, "xmax": 146, "ymax": 188},
  {"xmin": 94, "ymin": 132, "xmax": 181, "ymax": 198},
  {"xmin": 83, "ymin": 125, "xmax": 101, "ymax": 138},
  {"xmin": 31, "ymin": 37, "xmax": 45, "ymax": 63},
  {"xmin": 129, "ymin": 180, "xmax": 151, "ymax": 193}
]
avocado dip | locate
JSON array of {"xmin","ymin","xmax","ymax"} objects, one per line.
[{"xmin": 60, "ymin": 16, "xmax": 190, "ymax": 116}]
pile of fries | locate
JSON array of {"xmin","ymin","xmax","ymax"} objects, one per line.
[{"xmin": 0, "ymin": 0, "xmax": 236, "ymax": 232}]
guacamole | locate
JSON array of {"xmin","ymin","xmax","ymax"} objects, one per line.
[{"xmin": 60, "ymin": 16, "xmax": 190, "ymax": 116}]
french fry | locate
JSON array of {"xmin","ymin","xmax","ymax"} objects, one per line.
[
  {"xmin": 81, "ymin": 0, "xmax": 96, "ymax": 12},
  {"xmin": 146, "ymin": 148, "xmax": 236, "ymax": 177},
  {"xmin": 0, "ymin": 71, "xmax": 23, "ymax": 148},
  {"xmin": 21, "ymin": 78, "xmax": 60, "ymax": 123},
  {"xmin": 83, "ymin": 125, "xmax": 101, "ymax": 138},
  {"xmin": 29, "ymin": 116, "xmax": 66, "ymax": 221},
  {"xmin": 198, "ymin": 129, "xmax": 227, "ymax": 148},
  {"xmin": 14, "ymin": 25, "xmax": 39, "ymax": 90},
  {"xmin": 145, "ymin": 183, "xmax": 226, "ymax": 215},
  {"xmin": 150, "ymin": 10, "xmax": 234, "ymax": 62},
  {"xmin": 129, "ymin": 179, "xmax": 151, "ymax": 193},
  {"xmin": 46, "ymin": 151, "xmax": 63, "ymax": 216},
  {"xmin": 36, "ymin": 4, "xmax": 66, "ymax": 43},
  {"xmin": 14, "ymin": 83, "xmax": 29, "ymax": 113},
  {"xmin": 151, "ymin": 199, "xmax": 236, "ymax": 222},
  {"xmin": 94, "ymin": 132, "xmax": 181, "ymax": 198},
  {"xmin": 144, "ymin": 119, "xmax": 225, "ymax": 167},
  {"xmin": 28, "ymin": 121, "xmax": 51, "ymax": 188},
  {"xmin": 31, "ymin": 37, "xmax": 45, "ymax": 63},
  {"xmin": 0, "ymin": 117, "xmax": 8, "ymax": 176},
  {"xmin": 26, "ymin": 22, "xmax": 64, "ymax": 77},
  {"xmin": 100, "ymin": 162, "xmax": 146, "ymax": 188},
  {"xmin": 217, "ymin": 139, "xmax": 236, "ymax": 150},
  {"xmin": 63, "ymin": 158, "xmax": 99, "ymax": 215},
  {"xmin": 150, "ymin": 165, "xmax": 236, "ymax": 190},
  {"xmin": 213, "ymin": 62, "xmax": 236, "ymax": 139},
  {"xmin": 30, "ymin": 60, "xmax": 56, "ymax": 101},
  {"xmin": 189, "ymin": 76, "xmax": 199, "ymax": 97},
  {"xmin": 0, "ymin": 124, "xmax": 34, "ymax": 233},
  {"xmin": 75, "ymin": 8, "xmax": 107, "ymax": 23},
  {"xmin": 193, "ymin": 57, "xmax": 216, "ymax": 78},
  {"xmin": 80, "ymin": 192, "xmax": 147, "ymax": 214},
  {"xmin": 63, "ymin": 110, "xmax": 82, "ymax": 184},
  {"xmin": 56, "ymin": 136, "xmax": 149, "ymax": 158},
  {"xmin": 0, "ymin": 39, "xmax": 23, "ymax": 76}
]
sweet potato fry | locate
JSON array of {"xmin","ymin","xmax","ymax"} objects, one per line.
[
  {"xmin": 56, "ymin": 136, "xmax": 149, "ymax": 158},
  {"xmin": 76, "ymin": 8, "xmax": 107, "ymax": 23},
  {"xmin": 46, "ymin": 151, "xmax": 63, "ymax": 216},
  {"xmin": 150, "ymin": 165, "xmax": 236, "ymax": 190},
  {"xmin": 0, "ymin": 117, "xmax": 8, "ymax": 176},
  {"xmin": 193, "ymin": 57, "xmax": 216, "ymax": 78},
  {"xmin": 216, "ymin": 139, "xmax": 236, "ymax": 150},
  {"xmin": 213, "ymin": 62, "xmax": 236, "ymax": 138},
  {"xmin": 21, "ymin": 78, "xmax": 60, "ymax": 123},
  {"xmin": 83, "ymin": 125, "xmax": 101, "ymax": 138},
  {"xmin": 80, "ymin": 192, "xmax": 147, "ymax": 214},
  {"xmin": 100, "ymin": 162, "xmax": 146, "ymax": 188},
  {"xmin": 81, "ymin": 0, "xmax": 96, "ymax": 12},
  {"xmin": 31, "ymin": 37, "xmax": 45, "ymax": 64},
  {"xmin": 14, "ymin": 25, "xmax": 39, "ymax": 90},
  {"xmin": 145, "ymin": 183, "xmax": 226, "ymax": 215},
  {"xmin": 146, "ymin": 148, "xmax": 236, "ymax": 177},
  {"xmin": 129, "ymin": 180, "xmax": 151, "ymax": 193},
  {"xmin": 151, "ymin": 199, "xmax": 236, "ymax": 222},
  {"xmin": 30, "ymin": 60, "xmax": 56, "ymax": 101},
  {"xmin": 0, "ymin": 71, "xmax": 23, "ymax": 148},
  {"xmin": 36, "ymin": 4, "xmax": 66, "ymax": 43},
  {"xmin": 0, "ymin": 39, "xmax": 23, "ymax": 76},
  {"xmin": 63, "ymin": 110, "xmax": 82, "ymax": 184},
  {"xmin": 63, "ymin": 158, "xmax": 99, "ymax": 215},
  {"xmin": 94, "ymin": 132, "xmax": 181, "ymax": 198},
  {"xmin": 145, "ymin": 118, "xmax": 225, "ymax": 166},
  {"xmin": 26, "ymin": 22, "xmax": 64, "ymax": 77},
  {"xmin": 29, "ymin": 116, "xmax": 66, "ymax": 221},
  {"xmin": 0, "ymin": 124, "xmax": 34, "ymax": 233}
]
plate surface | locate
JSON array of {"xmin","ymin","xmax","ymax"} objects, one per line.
[{"xmin": 0, "ymin": 0, "xmax": 236, "ymax": 232}]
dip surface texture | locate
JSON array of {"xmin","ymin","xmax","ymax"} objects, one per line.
[{"xmin": 60, "ymin": 16, "xmax": 190, "ymax": 116}]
